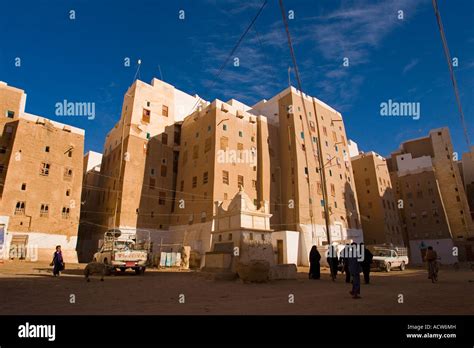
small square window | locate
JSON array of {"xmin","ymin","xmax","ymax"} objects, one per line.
[
  {"xmin": 21, "ymin": 183, "xmax": 26, "ymax": 191},
  {"xmin": 6, "ymin": 110, "xmax": 14, "ymax": 118},
  {"xmin": 45, "ymin": 146, "xmax": 50, "ymax": 152},
  {"xmin": 238, "ymin": 131, "xmax": 243, "ymax": 137}
]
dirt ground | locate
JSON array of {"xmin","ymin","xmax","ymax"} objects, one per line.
[{"xmin": 1, "ymin": 260, "xmax": 473, "ymax": 315}]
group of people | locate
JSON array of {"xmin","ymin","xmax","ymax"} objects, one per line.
[
  {"xmin": 309, "ymin": 243, "xmax": 440, "ymax": 298},
  {"xmin": 309, "ymin": 243, "xmax": 373, "ymax": 300}
]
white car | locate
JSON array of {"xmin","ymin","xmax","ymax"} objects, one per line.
[{"xmin": 372, "ymin": 249, "xmax": 409, "ymax": 272}]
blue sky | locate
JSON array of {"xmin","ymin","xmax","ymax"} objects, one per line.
[{"xmin": 1, "ymin": 0, "xmax": 473, "ymax": 157}]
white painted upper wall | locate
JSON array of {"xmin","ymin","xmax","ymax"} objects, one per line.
[
  {"xmin": 226, "ymin": 99, "xmax": 252, "ymax": 112},
  {"xmin": 396, "ymin": 153, "xmax": 433, "ymax": 176},
  {"xmin": 84, "ymin": 151, "xmax": 103, "ymax": 172},
  {"xmin": 348, "ymin": 139, "xmax": 359, "ymax": 158},
  {"xmin": 174, "ymin": 87, "xmax": 203, "ymax": 122}
]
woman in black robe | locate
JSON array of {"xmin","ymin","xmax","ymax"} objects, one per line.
[
  {"xmin": 51, "ymin": 245, "xmax": 64, "ymax": 277},
  {"xmin": 309, "ymin": 245, "xmax": 321, "ymax": 279},
  {"xmin": 327, "ymin": 245, "xmax": 339, "ymax": 281}
]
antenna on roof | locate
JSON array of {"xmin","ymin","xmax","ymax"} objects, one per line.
[
  {"xmin": 158, "ymin": 65, "xmax": 163, "ymax": 81},
  {"xmin": 133, "ymin": 59, "xmax": 142, "ymax": 82}
]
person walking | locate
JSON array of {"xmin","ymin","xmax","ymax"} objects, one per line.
[
  {"xmin": 341, "ymin": 243, "xmax": 351, "ymax": 283},
  {"xmin": 309, "ymin": 245, "xmax": 321, "ymax": 279},
  {"xmin": 424, "ymin": 246, "xmax": 438, "ymax": 283},
  {"xmin": 360, "ymin": 243, "xmax": 373, "ymax": 284},
  {"xmin": 348, "ymin": 242, "xmax": 362, "ymax": 299},
  {"xmin": 51, "ymin": 245, "xmax": 64, "ymax": 277},
  {"xmin": 327, "ymin": 245, "xmax": 339, "ymax": 281}
]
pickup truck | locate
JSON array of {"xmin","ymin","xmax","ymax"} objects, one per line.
[
  {"xmin": 93, "ymin": 229, "xmax": 150, "ymax": 274},
  {"xmin": 372, "ymin": 248, "xmax": 409, "ymax": 272}
]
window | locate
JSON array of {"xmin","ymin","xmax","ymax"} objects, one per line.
[
  {"xmin": 251, "ymin": 136, "xmax": 255, "ymax": 142},
  {"xmin": 40, "ymin": 162, "xmax": 50, "ymax": 176},
  {"xmin": 142, "ymin": 109, "xmax": 151, "ymax": 123},
  {"xmin": 222, "ymin": 171, "xmax": 229, "ymax": 185},
  {"xmin": 161, "ymin": 165, "xmax": 167, "ymax": 177},
  {"xmin": 21, "ymin": 183, "xmax": 26, "ymax": 191},
  {"xmin": 146, "ymin": 101, "xmax": 151, "ymax": 107},
  {"xmin": 220, "ymin": 136, "xmax": 228, "ymax": 151},
  {"xmin": 62, "ymin": 207, "xmax": 70, "ymax": 219},
  {"xmin": 330, "ymin": 184, "xmax": 335, "ymax": 197},
  {"xmin": 151, "ymin": 168, "xmax": 155, "ymax": 176},
  {"xmin": 40, "ymin": 204, "xmax": 49, "ymax": 217},
  {"xmin": 195, "ymin": 132, "xmax": 199, "ymax": 138},
  {"xmin": 149, "ymin": 178, "xmax": 156, "ymax": 189},
  {"xmin": 252, "ymin": 180, "xmax": 257, "ymax": 188},
  {"xmin": 332, "ymin": 131, "xmax": 337, "ymax": 142},
  {"xmin": 300, "ymin": 132, "xmax": 305, "ymax": 139},
  {"xmin": 15, "ymin": 201, "xmax": 25, "ymax": 215},
  {"xmin": 238, "ymin": 131, "xmax": 243, "ymax": 137},
  {"xmin": 223, "ymin": 124, "xmax": 227, "ymax": 131},
  {"xmin": 162, "ymin": 105, "xmax": 169, "ymax": 117},
  {"xmin": 237, "ymin": 143, "xmax": 244, "ymax": 159},
  {"xmin": 66, "ymin": 189, "xmax": 71, "ymax": 196},
  {"xmin": 159, "ymin": 192, "xmax": 166, "ymax": 205},
  {"xmin": 317, "ymin": 182, "xmax": 322, "ymax": 195},
  {"xmin": 6, "ymin": 110, "xmax": 15, "ymax": 118},
  {"xmin": 45, "ymin": 146, "xmax": 50, "ymax": 152},
  {"xmin": 205, "ymin": 138, "xmax": 212, "ymax": 153},
  {"xmin": 207, "ymin": 125, "xmax": 212, "ymax": 132},
  {"xmin": 238, "ymin": 175, "xmax": 244, "ymax": 188},
  {"xmin": 192, "ymin": 176, "xmax": 197, "ymax": 188},
  {"xmin": 162, "ymin": 133, "xmax": 168, "ymax": 145},
  {"xmin": 62, "ymin": 168, "xmax": 73, "ymax": 181},
  {"xmin": 323, "ymin": 127, "xmax": 327, "ymax": 136},
  {"xmin": 203, "ymin": 171, "xmax": 209, "ymax": 184}
]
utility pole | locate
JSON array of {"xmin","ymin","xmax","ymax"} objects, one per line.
[{"xmin": 278, "ymin": 0, "xmax": 332, "ymax": 246}]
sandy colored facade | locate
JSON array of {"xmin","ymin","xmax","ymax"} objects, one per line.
[
  {"xmin": 78, "ymin": 78, "xmax": 202, "ymax": 261},
  {"xmin": 252, "ymin": 87, "xmax": 363, "ymax": 265},
  {"xmin": 387, "ymin": 128, "xmax": 474, "ymax": 263},
  {"xmin": 460, "ymin": 147, "xmax": 474, "ymax": 220},
  {"xmin": 0, "ymin": 82, "xmax": 84, "ymax": 262},
  {"xmin": 169, "ymin": 99, "xmax": 270, "ymax": 259},
  {"xmin": 351, "ymin": 150, "xmax": 404, "ymax": 246},
  {"xmin": 76, "ymin": 151, "xmax": 102, "ymax": 261}
]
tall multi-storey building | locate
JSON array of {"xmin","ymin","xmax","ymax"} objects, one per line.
[
  {"xmin": 387, "ymin": 128, "xmax": 474, "ymax": 263},
  {"xmin": 79, "ymin": 79, "xmax": 363, "ymax": 266},
  {"xmin": 169, "ymin": 99, "xmax": 270, "ymax": 260},
  {"xmin": 76, "ymin": 151, "xmax": 102, "ymax": 261},
  {"xmin": 0, "ymin": 82, "xmax": 84, "ymax": 262},
  {"xmin": 351, "ymin": 147, "xmax": 404, "ymax": 246},
  {"xmin": 78, "ymin": 78, "xmax": 202, "ymax": 258},
  {"xmin": 460, "ymin": 147, "xmax": 474, "ymax": 220},
  {"xmin": 252, "ymin": 87, "xmax": 363, "ymax": 264}
]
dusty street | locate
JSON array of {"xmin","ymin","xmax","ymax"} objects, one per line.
[{"xmin": 1, "ymin": 261, "xmax": 473, "ymax": 315}]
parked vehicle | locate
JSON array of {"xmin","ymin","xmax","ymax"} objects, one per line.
[
  {"xmin": 93, "ymin": 229, "xmax": 151, "ymax": 274},
  {"xmin": 371, "ymin": 247, "xmax": 409, "ymax": 272}
]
